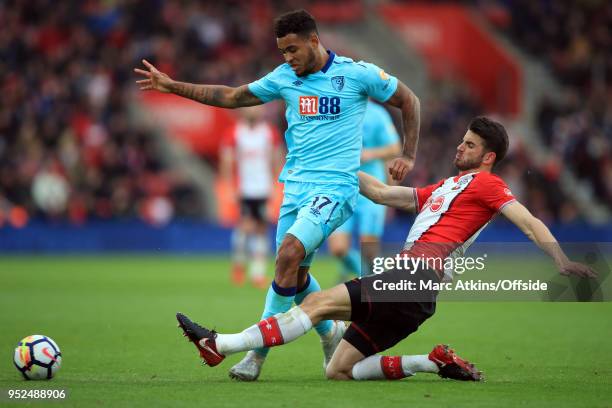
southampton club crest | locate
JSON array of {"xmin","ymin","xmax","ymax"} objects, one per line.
[{"xmin": 331, "ymin": 76, "xmax": 345, "ymax": 92}]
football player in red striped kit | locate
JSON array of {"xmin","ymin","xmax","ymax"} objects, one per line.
[{"xmin": 176, "ymin": 116, "xmax": 596, "ymax": 381}]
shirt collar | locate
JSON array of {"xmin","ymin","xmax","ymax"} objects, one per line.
[
  {"xmin": 454, "ymin": 171, "xmax": 480, "ymax": 182},
  {"xmin": 321, "ymin": 50, "xmax": 335, "ymax": 74}
]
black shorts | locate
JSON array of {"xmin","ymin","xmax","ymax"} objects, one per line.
[
  {"xmin": 239, "ymin": 198, "xmax": 267, "ymax": 222},
  {"xmin": 343, "ymin": 266, "xmax": 439, "ymax": 356}
]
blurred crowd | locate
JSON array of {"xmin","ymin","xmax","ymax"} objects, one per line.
[
  {"xmin": 504, "ymin": 0, "xmax": 612, "ymax": 207},
  {"xmin": 0, "ymin": 0, "xmax": 608, "ymax": 228},
  {"xmin": 0, "ymin": 0, "xmax": 264, "ymax": 226}
]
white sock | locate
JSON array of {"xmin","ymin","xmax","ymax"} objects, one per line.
[
  {"xmin": 401, "ymin": 355, "xmax": 438, "ymax": 375},
  {"xmin": 351, "ymin": 355, "xmax": 386, "ymax": 380},
  {"xmin": 351, "ymin": 355, "xmax": 436, "ymax": 380},
  {"xmin": 216, "ymin": 307, "xmax": 313, "ymax": 355}
]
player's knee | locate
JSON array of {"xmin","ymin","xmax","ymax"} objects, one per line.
[
  {"xmin": 325, "ymin": 364, "xmax": 351, "ymax": 380},
  {"xmin": 302, "ymin": 291, "xmax": 335, "ymax": 321},
  {"xmin": 276, "ymin": 238, "xmax": 305, "ymax": 267}
]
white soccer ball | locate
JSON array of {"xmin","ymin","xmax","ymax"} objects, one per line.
[{"xmin": 14, "ymin": 335, "xmax": 62, "ymax": 380}]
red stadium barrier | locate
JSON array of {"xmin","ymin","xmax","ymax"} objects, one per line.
[{"xmin": 380, "ymin": 4, "xmax": 522, "ymax": 116}]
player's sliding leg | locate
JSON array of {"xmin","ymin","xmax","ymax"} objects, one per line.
[
  {"xmin": 177, "ymin": 285, "xmax": 352, "ymax": 366},
  {"xmin": 327, "ymin": 341, "xmax": 481, "ymax": 381},
  {"xmin": 325, "ymin": 339, "xmax": 434, "ymax": 381},
  {"xmin": 323, "ymin": 273, "xmax": 483, "ymax": 382}
]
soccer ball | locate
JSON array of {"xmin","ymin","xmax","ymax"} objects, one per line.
[{"xmin": 14, "ymin": 335, "xmax": 62, "ymax": 380}]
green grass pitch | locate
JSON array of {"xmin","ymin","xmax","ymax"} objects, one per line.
[{"xmin": 0, "ymin": 256, "xmax": 610, "ymax": 407}]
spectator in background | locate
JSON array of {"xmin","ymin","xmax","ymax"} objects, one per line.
[
  {"xmin": 220, "ymin": 106, "xmax": 283, "ymax": 288},
  {"xmin": 504, "ymin": 0, "xmax": 612, "ymax": 208},
  {"xmin": 0, "ymin": 0, "xmax": 203, "ymax": 226}
]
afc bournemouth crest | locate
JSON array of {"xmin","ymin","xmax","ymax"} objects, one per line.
[{"xmin": 331, "ymin": 76, "xmax": 345, "ymax": 92}]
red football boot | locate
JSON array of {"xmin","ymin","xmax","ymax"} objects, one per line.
[
  {"xmin": 176, "ymin": 313, "xmax": 225, "ymax": 367},
  {"xmin": 428, "ymin": 344, "xmax": 483, "ymax": 381}
]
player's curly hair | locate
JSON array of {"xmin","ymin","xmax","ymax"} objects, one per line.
[
  {"xmin": 469, "ymin": 117, "xmax": 509, "ymax": 166},
  {"xmin": 274, "ymin": 9, "xmax": 318, "ymax": 39}
]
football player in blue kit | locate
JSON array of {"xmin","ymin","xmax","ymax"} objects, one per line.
[{"xmin": 135, "ymin": 9, "xmax": 420, "ymax": 381}]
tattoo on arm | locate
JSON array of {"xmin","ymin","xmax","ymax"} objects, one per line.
[
  {"xmin": 170, "ymin": 83, "xmax": 262, "ymax": 108},
  {"xmin": 386, "ymin": 82, "xmax": 420, "ymax": 160},
  {"xmin": 232, "ymin": 85, "xmax": 263, "ymax": 107}
]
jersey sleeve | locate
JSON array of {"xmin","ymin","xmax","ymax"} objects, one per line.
[
  {"xmin": 247, "ymin": 68, "xmax": 282, "ymax": 103},
  {"xmin": 357, "ymin": 62, "xmax": 398, "ymax": 103},
  {"xmin": 478, "ymin": 175, "xmax": 516, "ymax": 212},
  {"xmin": 415, "ymin": 180, "xmax": 444, "ymax": 212}
]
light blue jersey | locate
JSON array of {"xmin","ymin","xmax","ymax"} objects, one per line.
[
  {"xmin": 248, "ymin": 51, "xmax": 398, "ymax": 186},
  {"xmin": 360, "ymin": 102, "xmax": 400, "ymax": 181}
]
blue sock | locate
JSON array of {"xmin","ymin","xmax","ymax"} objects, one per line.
[
  {"xmin": 254, "ymin": 281, "xmax": 296, "ymax": 358},
  {"xmin": 294, "ymin": 273, "xmax": 333, "ymax": 337},
  {"xmin": 341, "ymin": 248, "xmax": 362, "ymax": 277}
]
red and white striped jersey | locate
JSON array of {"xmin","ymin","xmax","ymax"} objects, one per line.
[
  {"xmin": 221, "ymin": 121, "xmax": 280, "ymax": 199},
  {"xmin": 404, "ymin": 171, "xmax": 516, "ymax": 263}
]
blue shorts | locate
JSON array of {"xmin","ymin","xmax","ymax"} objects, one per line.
[
  {"xmin": 336, "ymin": 194, "xmax": 386, "ymax": 237},
  {"xmin": 276, "ymin": 181, "xmax": 358, "ymax": 267}
]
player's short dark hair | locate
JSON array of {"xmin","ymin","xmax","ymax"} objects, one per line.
[
  {"xmin": 469, "ymin": 116, "xmax": 509, "ymax": 166},
  {"xmin": 274, "ymin": 9, "xmax": 318, "ymax": 39}
]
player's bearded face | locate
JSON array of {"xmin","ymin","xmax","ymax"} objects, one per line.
[
  {"xmin": 454, "ymin": 151, "xmax": 485, "ymax": 171},
  {"xmin": 454, "ymin": 132, "xmax": 487, "ymax": 171},
  {"xmin": 277, "ymin": 34, "xmax": 317, "ymax": 77}
]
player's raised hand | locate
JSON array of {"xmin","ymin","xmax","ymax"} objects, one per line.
[
  {"xmin": 558, "ymin": 260, "xmax": 597, "ymax": 278},
  {"xmin": 134, "ymin": 59, "xmax": 173, "ymax": 93},
  {"xmin": 388, "ymin": 157, "xmax": 414, "ymax": 181}
]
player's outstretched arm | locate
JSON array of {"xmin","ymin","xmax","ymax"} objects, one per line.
[
  {"xmin": 358, "ymin": 171, "xmax": 416, "ymax": 212},
  {"xmin": 384, "ymin": 81, "xmax": 420, "ymax": 181},
  {"xmin": 501, "ymin": 201, "xmax": 597, "ymax": 278},
  {"xmin": 134, "ymin": 59, "xmax": 263, "ymax": 108}
]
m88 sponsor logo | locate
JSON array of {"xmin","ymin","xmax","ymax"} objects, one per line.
[{"xmin": 299, "ymin": 96, "xmax": 341, "ymax": 115}]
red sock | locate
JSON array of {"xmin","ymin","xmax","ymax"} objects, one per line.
[
  {"xmin": 257, "ymin": 317, "xmax": 284, "ymax": 347},
  {"xmin": 381, "ymin": 356, "xmax": 407, "ymax": 380}
]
